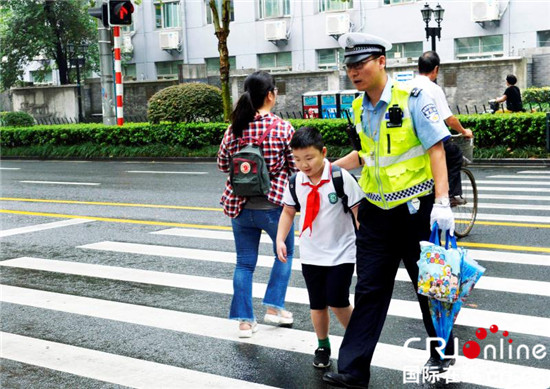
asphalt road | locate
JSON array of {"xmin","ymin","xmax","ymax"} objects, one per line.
[{"xmin": 1, "ymin": 160, "xmax": 549, "ymax": 389}]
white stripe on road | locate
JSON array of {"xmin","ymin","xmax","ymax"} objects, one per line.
[
  {"xmin": 1, "ymin": 286, "xmax": 549, "ymax": 389},
  {"xmin": 126, "ymin": 171, "xmax": 208, "ymax": 175},
  {"xmin": 82, "ymin": 239, "xmax": 550, "ymax": 269},
  {"xmin": 152, "ymin": 227, "xmax": 281, "ymax": 244},
  {"xmin": 475, "ymin": 213, "xmax": 550, "ymax": 223},
  {"xmin": 1, "ymin": 332, "xmax": 275, "ymax": 389},
  {"xmin": 0, "ymin": 219, "xmax": 93, "ymax": 238},
  {"xmin": 477, "ymin": 194, "xmax": 550, "ymax": 202},
  {"xmin": 20, "ymin": 181, "xmax": 100, "ymax": 186},
  {"xmin": 518, "ymin": 171, "xmax": 550, "ymax": 174},
  {"xmin": 477, "ymin": 203, "xmax": 550, "ymax": 211},
  {"xmin": 488, "ymin": 175, "xmax": 550, "ymax": 179},
  {"xmin": 0, "ymin": 167, "xmax": 21, "ymax": 170},
  {"xmin": 475, "ymin": 187, "xmax": 550, "ymax": 193},
  {"xmin": 1, "ymin": 258, "xmax": 548, "ymax": 337},
  {"xmin": 474, "ymin": 180, "xmax": 550, "ymax": 186}
]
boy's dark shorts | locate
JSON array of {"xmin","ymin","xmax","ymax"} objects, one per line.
[{"xmin": 301, "ymin": 262, "xmax": 355, "ymax": 310}]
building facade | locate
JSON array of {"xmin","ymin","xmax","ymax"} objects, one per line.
[{"xmin": 119, "ymin": 0, "xmax": 549, "ymax": 81}]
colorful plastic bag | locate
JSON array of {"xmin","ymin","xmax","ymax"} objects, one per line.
[{"xmin": 417, "ymin": 224, "xmax": 462, "ymax": 303}]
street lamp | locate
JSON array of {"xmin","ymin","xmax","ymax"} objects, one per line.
[
  {"xmin": 67, "ymin": 43, "xmax": 88, "ymax": 123},
  {"xmin": 421, "ymin": 3, "xmax": 445, "ymax": 52}
]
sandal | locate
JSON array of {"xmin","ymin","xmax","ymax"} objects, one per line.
[
  {"xmin": 264, "ymin": 310, "xmax": 293, "ymax": 325},
  {"xmin": 238, "ymin": 321, "xmax": 258, "ymax": 338}
]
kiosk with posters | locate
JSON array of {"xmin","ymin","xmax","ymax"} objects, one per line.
[
  {"xmin": 339, "ymin": 89, "xmax": 359, "ymax": 118},
  {"xmin": 320, "ymin": 91, "xmax": 339, "ymax": 118},
  {"xmin": 302, "ymin": 92, "xmax": 321, "ymax": 118}
]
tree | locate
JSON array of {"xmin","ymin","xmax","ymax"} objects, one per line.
[
  {"xmin": 0, "ymin": 0, "xmax": 98, "ymax": 90},
  {"xmin": 207, "ymin": 0, "xmax": 232, "ymax": 121}
]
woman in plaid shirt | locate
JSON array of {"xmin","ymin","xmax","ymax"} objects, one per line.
[{"xmin": 217, "ymin": 71, "xmax": 297, "ymax": 338}]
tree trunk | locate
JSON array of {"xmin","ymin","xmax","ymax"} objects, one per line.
[{"xmin": 44, "ymin": 0, "xmax": 68, "ymax": 84}]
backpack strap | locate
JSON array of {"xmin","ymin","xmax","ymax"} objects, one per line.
[
  {"xmin": 239, "ymin": 119, "xmax": 281, "ymax": 147},
  {"xmin": 288, "ymin": 173, "xmax": 300, "ymax": 212},
  {"xmin": 331, "ymin": 165, "xmax": 349, "ymax": 213}
]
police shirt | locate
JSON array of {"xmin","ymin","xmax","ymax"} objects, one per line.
[
  {"xmin": 282, "ymin": 159, "xmax": 365, "ymax": 266},
  {"xmin": 359, "ymin": 76, "xmax": 450, "ymax": 150}
]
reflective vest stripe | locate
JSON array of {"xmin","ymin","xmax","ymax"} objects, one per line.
[
  {"xmin": 365, "ymin": 179, "xmax": 434, "ymax": 203},
  {"xmin": 362, "ymin": 144, "xmax": 426, "ymax": 168}
]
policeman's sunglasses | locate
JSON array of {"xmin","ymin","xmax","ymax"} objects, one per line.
[{"xmin": 344, "ymin": 55, "xmax": 380, "ymax": 71}]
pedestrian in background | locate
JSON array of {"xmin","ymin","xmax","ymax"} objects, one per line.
[
  {"xmin": 276, "ymin": 126, "xmax": 364, "ymax": 369},
  {"xmin": 323, "ymin": 33, "xmax": 455, "ymax": 388},
  {"xmin": 493, "ymin": 74, "xmax": 524, "ymax": 112},
  {"xmin": 217, "ymin": 71, "xmax": 297, "ymax": 338},
  {"xmin": 410, "ymin": 51, "xmax": 474, "ymax": 205}
]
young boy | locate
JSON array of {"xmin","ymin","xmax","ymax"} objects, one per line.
[{"xmin": 276, "ymin": 126, "xmax": 365, "ymax": 368}]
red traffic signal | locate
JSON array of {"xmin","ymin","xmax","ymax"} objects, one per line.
[{"xmin": 108, "ymin": 0, "xmax": 134, "ymax": 26}]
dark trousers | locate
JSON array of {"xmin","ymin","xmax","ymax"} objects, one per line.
[
  {"xmin": 337, "ymin": 194, "xmax": 454, "ymax": 384},
  {"xmin": 445, "ymin": 140, "xmax": 463, "ymax": 197}
]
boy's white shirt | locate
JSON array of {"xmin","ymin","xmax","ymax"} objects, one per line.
[{"xmin": 282, "ymin": 159, "xmax": 365, "ymax": 266}]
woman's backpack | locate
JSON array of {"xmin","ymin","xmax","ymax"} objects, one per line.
[{"xmin": 230, "ymin": 120, "xmax": 280, "ymax": 197}]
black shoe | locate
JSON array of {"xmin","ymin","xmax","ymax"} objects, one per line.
[
  {"xmin": 424, "ymin": 356, "xmax": 456, "ymax": 374},
  {"xmin": 450, "ymin": 195, "xmax": 467, "ymax": 207},
  {"xmin": 313, "ymin": 347, "xmax": 331, "ymax": 368},
  {"xmin": 323, "ymin": 372, "xmax": 369, "ymax": 388}
]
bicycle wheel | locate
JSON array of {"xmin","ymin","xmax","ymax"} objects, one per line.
[{"xmin": 452, "ymin": 167, "xmax": 478, "ymax": 238}]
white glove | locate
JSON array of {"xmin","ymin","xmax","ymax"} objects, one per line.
[{"xmin": 430, "ymin": 203, "xmax": 455, "ymax": 235}]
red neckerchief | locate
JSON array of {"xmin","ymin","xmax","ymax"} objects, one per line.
[{"xmin": 300, "ymin": 163, "xmax": 330, "ymax": 237}]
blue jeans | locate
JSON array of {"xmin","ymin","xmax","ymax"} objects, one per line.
[{"xmin": 229, "ymin": 207, "xmax": 294, "ymax": 322}]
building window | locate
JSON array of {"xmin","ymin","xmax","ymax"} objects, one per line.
[
  {"xmin": 383, "ymin": 0, "xmax": 414, "ymax": 5},
  {"xmin": 387, "ymin": 42, "xmax": 423, "ymax": 60},
  {"xmin": 155, "ymin": 1, "xmax": 180, "ymax": 29},
  {"xmin": 259, "ymin": 0, "xmax": 291, "ymax": 19},
  {"xmin": 123, "ymin": 64, "xmax": 137, "ymax": 81},
  {"xmin": 205, "ymin": 56, "xmax": 236, "ymax": 74},
  {"xmin": 455, "ymin": 35, "xmax": 503, "ymax": 59},
  {"xmin": 31, "ymin": 70, "xmax": 53, "ymax": 85},
  {"xmin": 538, "ymin": 30, "xmax": 550, "ymax": 47},
  {"xmin": 318, "ymin": 0, "xmax": 352, "ymax": 12},
  {"xmin": 317, "ymin": 48, "xmax": 344, "ymax": 69},
  {"xmin": 258, "ymin": 52, "xmax": 292, "ymax": 71},
  {"xmin": 206, "ymin": 0, "xmax": 234, "ymax": 24},
  {"xmin": 156, "ymin": 61, "xmax": 180, "ymax": 80}
]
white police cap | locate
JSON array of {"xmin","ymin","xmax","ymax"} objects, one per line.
[{"xmin": 338, "ymin": 33, "xmax": 392, "ymax": 65}]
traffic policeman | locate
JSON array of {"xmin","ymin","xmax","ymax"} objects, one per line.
[{"xmin": 323, "ymin": 33, "xmax": 456, "ymax": 388}]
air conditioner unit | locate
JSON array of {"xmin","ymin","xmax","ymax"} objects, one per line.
[
  {"xmin": 326, "ymin": 13, "xmax": 350, "ymax": 36},
  {"xmin": 122, "ymin": 34, "xmax": 133, "ymax": 54},
  {"xmin": 471, "ymin": 0, "xmax": 500, "ymax": 22},
  {"xmin": 159, "ymin": 31, "xmax": 180, "ymax": 50},
  {"xmin": 264, "ymin": 20, "xmax": 287, "ymax": 41}
]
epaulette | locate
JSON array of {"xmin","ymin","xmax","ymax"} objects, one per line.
[{"xmin": 410, "ymin": 87, "xmax": 422, "ymax": 97}]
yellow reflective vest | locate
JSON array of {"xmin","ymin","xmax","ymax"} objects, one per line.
[{"xmin": 352, "ymin": 84, "xmax": 433, "ymax": 209}]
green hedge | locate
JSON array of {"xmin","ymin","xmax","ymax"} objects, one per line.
[
  {"xmin": 1, "ymin": 113, "xmax": 547, "ymax": 152},
  {"xmin": 523, "ymin": 87, "xmax": 550, "ymax": 105},
  {"xmin": 0, "ymin": 111, "xmax": 35, "ymax": 127}
]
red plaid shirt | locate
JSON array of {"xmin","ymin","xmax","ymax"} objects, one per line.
[{"xmin": 217, "ymin": 113, "xmax": 296, "ymax": 218}]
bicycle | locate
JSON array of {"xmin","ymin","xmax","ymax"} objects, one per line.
[{"xmin": 448, "ymin": 135, "xmax": 478, "ymax": 238}]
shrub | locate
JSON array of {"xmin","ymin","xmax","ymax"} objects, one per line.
[
  {"xmin": 523, "ymin": 87, "xmax": 550, "ymax": 105},
  {"xmin": 147, "ymin": 83, "xmax": 223, "ymax": 124},
  {"xmin": 0, "ymin": 111, "xmax": 35, "ymax": 127}
]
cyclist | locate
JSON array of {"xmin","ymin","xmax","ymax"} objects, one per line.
[
  {"xmin": 410, "ymin": 51, "xmax": 474, "ymax": 206},
  {"xmin": 492, "ymin": 74, "xmax": 524, "ymax": 113}
]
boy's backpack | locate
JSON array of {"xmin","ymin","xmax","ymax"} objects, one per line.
[
  {"xmin": 288, "ymin": 165, "xmax": 354, "ymax": 213},
  {"xmin": 230, "ymin": 120, "xmax": 280, "ymax": 197}
]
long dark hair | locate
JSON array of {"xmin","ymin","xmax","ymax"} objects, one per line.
[{"xmin": 230, "ymin": 71, "xmax": 276, "ymax": 137}]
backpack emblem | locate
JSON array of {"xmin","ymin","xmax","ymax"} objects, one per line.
[
  {"xmin": 240, "ymin": 162, "xmax": 251, "ymax": 174},
  {"xmin": 328, "ymin": 192, "xmax": 338, "ymax": 204}
]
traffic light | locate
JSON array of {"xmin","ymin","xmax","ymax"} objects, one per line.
[
  {"xmin": 108, "ymin": 0, "xmax": 134, "ymax": 26},
  {"xmin": 88, "ymin": 3, "xmax": 109, "ymax": 28}
]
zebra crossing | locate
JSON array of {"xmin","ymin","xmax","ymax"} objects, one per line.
[{"xmin": 1, "ymin": 167, "xmax": 550, "ymax": 388}]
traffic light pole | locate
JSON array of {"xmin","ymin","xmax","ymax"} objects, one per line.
[{"xmin": 98, "ymin": 25, "xmax": 116, "ymax": 126}]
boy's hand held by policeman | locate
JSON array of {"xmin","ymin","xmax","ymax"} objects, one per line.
[{"xmin": 430, "ymin": 197, "xmax": 455, "ymax": 235}]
